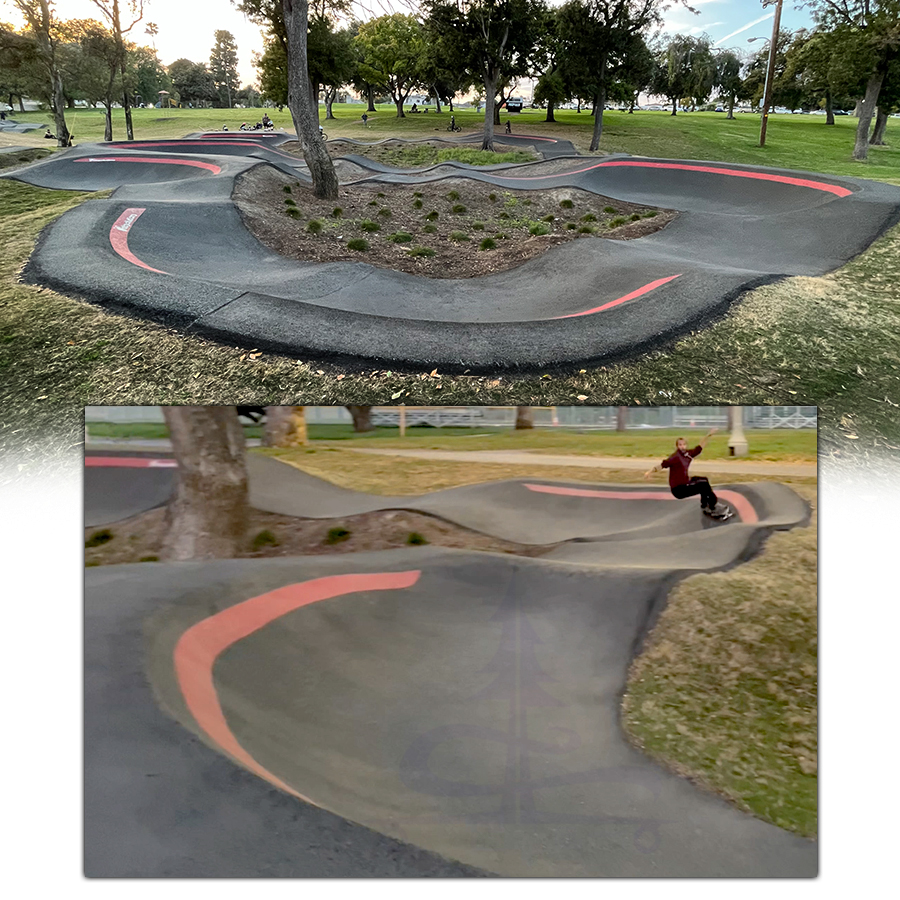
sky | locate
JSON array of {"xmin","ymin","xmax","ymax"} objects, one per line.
[{"xmin": 2, "ymin": 0, "xmax": 816, "ymax": 89}]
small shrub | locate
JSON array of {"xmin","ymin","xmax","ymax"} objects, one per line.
[
  {"xmin": 408, "ymin": 246, "xmax": 435, "ymax": 257},
  {"xmin": 478, "ymin": 237, "xmax": 498, "ymax": 251},
  {"xmin": 529, "ymin": 222, "xmax": 551, "ymax": 235},
  {"xmin": 412, "ymin": 198, "xmax": 423, "ymax": 209},
  {"xmin": 360, "ymin": 219, "xmax": 380, "ymax": 232},
  {"xmin": 282, "ymin": 185, "xmax": 292, "ymax": 194},
  {"xmin": 446, "ymin": 189, "xmax": 460, "ymax": 200},
  {"xmin": 331, "ymin": 207, "xmax": 343, "ymax": 218},
  {"xmin": 559, "ymin": 199, "xmax": 574, "ymax": 209},
  {"xmin": 377, "ymin": 191, "xmax": 386, "ymax": 198},
  {"xmin": 138, "ymin": 555, "xmax": 159, "ymax": 562},
  {"xmin": 251, "ymin": 529, "xmax": 279, "ymax": 550},
  {"xmin": 580, "ymin": 213, "xmax": 597, "ymax": 222},
  {"xmin": 608, "ymin": 216, "xmax": 627, "ymax": 227},
  {"xmin": 565, "ymin": 222, "xmax": 578, "ymax": 230},
  {"xmin": 496, "ymin": 232, "xmax": 508, "ymax": 239},
  {"xmin": 284, "ymin": 198, "xmax": 296, "ymax": 206},
  {"xmin": 85, "ymin": 529, "xmax": 113, "ymax": 548},
  {"xmin": 388, "ymin": 231, "xmax": 413, "ymax": 243},
  {"xmin": 413, "ymin": 191, "xmax": 423, "ymax": 198},
  {"xmin": 497, "ymin": 211, "xmax": 510, "ymax": 219},
  {"xmin": 347, "ymin": 238, "xmax": 369, "ymax": 251},
  {"xmin": 423, "ymin": 223, "xmax": 438, "ymax": 234},
  {"xmin": 85, "ymin": 561, "xmax": 100, "ymax": 567},
  {"xmin": 449, "ymin": 230, "xmax": 470, "ymax": 241},
  {"xmin": 488, "ymin": 192, "xmax": 497, "ymax": 201},
  {"xmin": 451, "ymin": 203, "xmax": 467, "ymax": 214},
  {"xmin": 306, "ymin": 219, "xmax": 323, "ymax": 234},
  {"xmin": 523, "ymin": 199, "xmax": 532, "ymax": 206},
  {"xmin": 325, "ymin": 526, "xmax": 351, "ymax": 544},
  {"xmin": 472, "ymin": 221, "xmax": 485, "ymax": 230},
  {"xmin": 542, "ymin": 214, "xmax": 555, "ymax": 222},
  {"xmin": 643, "ymin": 210, "xmax": 658, "ymax": 218},
  {"xmin": 577, "ymin": 225, "xmax": 595, "ymax": 234},
  {"xmin": 603, "ymin": 206, "xmax": 616, "ymax": 214},
  {"xmin": 286, "ymin": 207, "xmax": 302, "ymax": 219},
  {"xmin": 407, "ymin": 532, "xmax": 429, "ymax": 545},
  {"xmin": 367, "ymin": 199, "xmax": 378, "ymax": 206},
  {"xmin": 377, "ymin": 208, "xmax": 392, "ymax": 218},
  {"xmin": 630, "ymin": 213, "xmax": 641, "ymax": 221},
  {"xmin": 425, "ymin": 210, "xmax": 439, "ymax": 221}
]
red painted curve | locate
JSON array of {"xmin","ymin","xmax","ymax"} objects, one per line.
[
  {"xmin": 74, "ymin": 156, "xmax": 221, "ymax": 174},
  {"xmin": 503, "ymin": 159, "xmax": 852, "ymax": 197},
  {"xmin": 553, "ymin": 274, "xmax": 682, "ymax": 319},
  {"xmin": 172, "ymin": 571, "xmax": 422, "ymax": 803},
  {"xmin": 523, "ymin": 483, "xmax": 758, "ymax": 524},
  {"xmin": 108, "ymin": 208, "xmax": 168, "ymax": 275},
  {"xmin": 116, "ymin": 140, "xmax": 301, "ymax": 162},
  {"xmin": 84, "ymin": 456, "xmax": 176, "ymax": 468}
]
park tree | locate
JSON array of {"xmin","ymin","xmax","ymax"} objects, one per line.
[
  {"xmin": 88, "ymin": 1, "xmax": 146, "ymax": 140},
  {"xmin": 346, "ymin": 406, "xmax": 375, "ymax": 432},
  {"xmin": 77, "ymin": 21, "xmax": 121, "ymax": 138},
  {"xmin": 355, "ymin": 14, "xmax": 425, "ymax": 118},
  {"xmin": 309, "ymin": 18, "xmax": 356, "ymax": 119},
  {"xmin": 144, "ymin": 19, "xmax": 157, "ymax": 48},
  {"xmin": 161, "ymin": 407, "xmax": 250, "ymax": 561},
  {"xmin": 871, "ymin": 53, "xmax": 900, "ymax": 142},
  {"xmin": 533, "ymin": 5, "xmax": 568, "ymax": 121},
  {"xmin": 264, "ymin": 406, "xmax": 309, "ymax": 446},
  {"xmin": 515, "ymin": 406, "xmax": 534, "ymax": 429},
  {"xmin": 0, "ymin": 24, "xmax": 39, "ymax": 112},
  {"xmin": 128, "ymin": 44, "xmax": 171, "ymax": 108},
  {"xmin": 741, "ymin": 28, "xmax": 800, "ymax": 110},
  {"xmin": 10, "ymin": 1, "xmax": 71, "ymax": 145},
  {"xmin": 168, "ymin": 58, "xmax": 216, "ymax": 106},
  {"xmin": 652, "ymin": 34, "xmax": 715, "ymax": 115},
  {"xmin": 425, "ymin": 0, "xmax": 547, "ymax": 151},
  {"xmin": 255, "ymin": 37, "xmax": 288, "ymax": 105},
  {"xmin": 209, "ymin": 29, "xmax": 240, "ymax": 108},
  {"xmin": 808, "ymin": 0, "xmax": 900, "ymax": 159},
  {"xmin": 714, "ymin": 49, "xmax": 744, "ymax": 119}
]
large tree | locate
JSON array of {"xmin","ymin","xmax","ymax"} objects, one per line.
[
  {"xmin": 209, "ymin": 29, "xmax": 240, "ymax": 108},
  {"xmin": 714, "ymin": 48, "xmax": 744, "ymax": 119},
  {"xmin": 168, "ymin": 58, "xmax": 216, "ymax": 106},
  {"xmin": 425, "ymin": 0, "xmax": 547, "ymax": 151},
  {"xmin": 809, "ymin": 0, "xmax": 900, "ymax": 160},
  {"xmin": 264, "ymin": 406, "xmax": 309, "ymax": 446},
  {"xmin": 89, "ymin": 1, "xmax": 145, "ymax": 140},
  {"xmin": 355, "ymin": 14, "xmax": 425, "ymax": 118},
  {"xmin": 11, "ymin": 1, "xmax": 70, "ymax": 145},
  {"xmin": 161, "ymin": 407, "xmax": 250, "ymax": 561},
  {"xmin": 651, "ymin": 34, "xmax": 715, "ymax": 115},
  {"xmin": 346, "ymin": 405, "xmax": 375, "ymax": 432},
  {"xmin": 77, "ymin": 21, "xmax": 120, "ymax": 139},
  {"xmin": 0, "ymin": 23, "xmax": 38, "ymax": 112}
]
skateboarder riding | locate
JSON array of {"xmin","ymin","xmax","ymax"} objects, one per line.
[{"xmin": 644, "ymin": 429, "xmax": 730, "ymax": 518}]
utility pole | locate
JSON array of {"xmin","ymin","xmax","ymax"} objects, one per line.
[
  {"xmin": 759, "ymin": 0, "xmax": 783, "ymax": 147},
  {"xmin": 728, "ymin": 407, "xmax": 748, "ymax": 457}
]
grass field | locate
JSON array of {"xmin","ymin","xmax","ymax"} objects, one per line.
[{"xmin": 4, "ymin": 103, "xmax": 899, "ymax": 184}]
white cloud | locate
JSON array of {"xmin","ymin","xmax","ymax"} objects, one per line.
[{"xmin": 715, "ymin": 13, "xmax": 776, "ymax": 47}]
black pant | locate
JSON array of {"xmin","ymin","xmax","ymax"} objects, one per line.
[{"xmin": 671, "ymin": 477, "xmax": 717, "ymax": 510}]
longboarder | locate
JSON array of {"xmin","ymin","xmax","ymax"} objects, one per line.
[{"xmin": 643, "ymin": 429, "xmax": 732, "ymax": 519}]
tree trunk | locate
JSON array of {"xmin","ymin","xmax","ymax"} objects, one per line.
[
  {"xmin": 432, "ymin": 89, "xmax": 441, "ymax": 114},
  {"xmin": 482, "ymin": 69, "xmax": 498, "ymax": 152},
  {"xmin": 515, "ymin": 407, "xmax": 534, "ymax": 429},
  {"xmin": 264, "ymin": 406, "xmax": 308, "ymax": 446},
  {"xmin": 670, "ymin": 97, "xmax": 677, "ymax": 116},
  {"xmin": 346, "ymin": 405, "xmax": 375, "ymax": 432},
  {"xmin": 852, "ymin": 99, "xmax": 862, "ymax": 117},
  {"xmin": 825, "ymin": 88, "xmax": 834, "ymax": 125},
  {"xmin": 545, "ymin": 100, "xmax": 555, "ymax": 122},
  {"xmin": 325, "ymin": 86, "xmax": 336, "ymax": 119},
  {"xmin": 160, "ymin": 407, "xmax": 249, "ymax": 561},
  {"xmin": 870, "ymin": 107, "xmax": 888, "ymax": 145},
  {"xmin": 282, "ymin": 0, "xmax": 339, "ymax": 199},
  {"xmin": 726, "ymin": 93, "xmax": 735, "ymax": 119},
  {"xmin": 589, "ymin": 84, "xmax": 607, "ymax": 152},
  {"xmin": 103, "ymin": 103, "xmax": 112, "ymax": 141},
  {"xmin": 616, "ymin": 407, "xmax": 628, "ymax": 432},
  {"xmin": 853, "ymin": 69, "xmax": 884, "ymax": 161},
  {"xmin": 394, "ymin": 96, "xmax": 405, "ymax": 118},
  {"xmin": 366, "ymin": 84, "xmax": 376, "ymax": 112}
]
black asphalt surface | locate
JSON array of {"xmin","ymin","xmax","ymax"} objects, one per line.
[
  {"xmin": 85, "ymin": 452, "xmax": 816, "ymax": 876},
  {"xmin": 10, "ymin": 129, "xmax": 899, "ymax": 370}
]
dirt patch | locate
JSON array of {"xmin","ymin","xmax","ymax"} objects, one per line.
[
  {"xmin": 0, "ymin": 147, "xmax": 52, "ymax": 171},
  {"xmin": 321, "ymin": 138, "xmax": 539, "ymax": 167},
  {"xmin": 233, "ymin": 164, "xmax": 675, "ymax": 279},
  {"xmin": 84, "ymin": 505, "xmax": 551, "ymax": 566}
]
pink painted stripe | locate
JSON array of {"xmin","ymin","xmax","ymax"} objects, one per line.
[
  {"xmin": 173, "ymin": 571, "xmax": 421, "ymax": 803},
  {"xmin": 108, "ymin": 208, "xmax": 168, "ymax": 275},
  {"xmin": 553, "ymin": 274, "xmax": 682, "ymax": 319},
  {"xmin": 117, "ymin": 140, "xmax": 300, "ymax": 162},
  {"xmin": 523, "ymin": 483, "xmax": 758, "ymax": 524},
  {"xmin": 74, "ymin": 156, "xmax": 221, "ymax": 174},
  {"xmin": 504, "ymin": 159, "xmax": 852, "ymax": 197},
  {"xmin": 84, "ymin": 456, "xmax": 176, "ymax": 468}
]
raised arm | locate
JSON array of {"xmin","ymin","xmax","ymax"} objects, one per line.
[{"xmin": 697, "ymin": 427, "xmax": 718, "ymax": 450}]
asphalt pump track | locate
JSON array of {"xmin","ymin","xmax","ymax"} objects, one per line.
[
  {"xmin": 10, "ymin": 129, "xmax": 900, "ymax": 370},
  {"xmin": 85, "ymin": 450, "xmax": 816, "ymax": 876}
]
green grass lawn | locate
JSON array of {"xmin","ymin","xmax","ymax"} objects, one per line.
[{"xmin": 7, "ymin": 103, "xmax": 900, "ymax": 184}]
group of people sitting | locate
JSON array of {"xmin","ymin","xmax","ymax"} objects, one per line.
[{"xmin": 44, "ymin": 128, "xmax": 74, "ymax": 146}]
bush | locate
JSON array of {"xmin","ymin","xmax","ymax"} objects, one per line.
[
  {"xmin": 608, "ymin": 216, "xmax": 627, "ymax": 227},
  {"xmin": 451, "ymin": 203, "xmax": 467, "ymax": 214},
  {"xmin": 367, "ymin": 199, "xmax": 378, "ymax": 206},
  {"xmin": 446, "ymin": 189, "xmax": 460, "ymax": 200},
  {"xmin": 472, "ymin": 221, "xmax": 485, "ymax": 230},
  {"xmin": 325, "ymin": 526, "xmax": 351, "ymax": 544},
  {"xmin": 85, "ymin": 529, "xmax": 113, "ymax": 548},
  {"xmin": 388, "ymin": 231, "xmax": 413, "ymax": 243},
  {"xmin": 565, "ymin": 222, "xmax": 577, "ymax": 230},
  {"xmin": 284, "ymin": 198, "xmax": 296, "ymax": 206},
  {"xmin": 523, "ymin": 199, "xmax": 532, "ymax": 206},
  {"xmin": 542, "ymin": 214, "xmax": 554, "ymax": 222},
  {"xmin": 603, "ymin": 206, "xmax": 616, "ymax": 214},
  {"xmin": 560, "ymin": 199, "xmax": 574, "ymax": 209},
  {"xmin": 449, "ymin": 231, "xmax": 470, "ymax": 241},
  {"xmin": 377, "ymin": 191, "xmax": 386, "ymax": 198},
  {"xmin": 423, "ymin": 223, "xmax": 438, "ymax": 234},
  {"xmin": 497, "ymin": 211, "xmax": 510, "ymax": 219},
  {"xmin": 331, "ymin": 207, "xmax": 343, "ymax": 218},
  {"xmin": 413, "ymin": 191, "xmax": 423, "ymax": 198},
  {"xmin": 577, "ymin": 225, "xmax": 595, "ymax": 234},
  {"xmin": 347, "ymin": 238, "xmax": 369, "ymax": 251},
  {"xmin": 251, "ymin": 529, "xmax": 279, "ymax": 550},
  {"xmin": 643, "ymin": 210, "xmax": 658, "ymax": 218},
  {"xmin": 377, "ymin": 208, "xmax": 392, "ymax": 218},
  {"xmin": 630, "ymin": 213, "xmax": 641, "ymax": 221},
  {"xmin": 529, "ymin": 222, "xmax": 551, "ymax": 235},
  {"xmin": 306, "ymin": 219, "xmax": 323, "ymax": 234},
  {"xmin": 360, "ymin": 219, "xmax": 380, "ymax": 232},
  {"xmin": 580, "ymin": 213, "xmax": 597, "ymax": 222},
  {"xmin": 412, "ymin": 198, "xmax": 423, "ymax": 209},
  {"xmin": 496, "ymin": 232, "xmax": 508, "ymax": 239},
  {"xmin": 478, "ymin": 237, "xmax": 498, "ymax": 251},
  {"xmin": 407, "ymin": 532, "xmax": 429, "ymax": 545},
  {"xmin": 425, "ymin": 210, "xmax": 439, "ymax": 221},
  {"xmin": 286, "ymin": 207, "xmax": 302, "ymax": 219},
  {"xmin": 408, "ymin": 246, "xmax": 435, "ymax": 257},
  {"xmin": 282, "ymin": 185, "xmax": 292, "ymax": 193},
  {"xmin": 488, "ymin": 192, "xmax": 497, "ymax": 201}
]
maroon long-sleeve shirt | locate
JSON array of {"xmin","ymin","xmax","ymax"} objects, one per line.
[{"xmin": 661, "ymin": 446, "xmax": 702, "ymax": 488}]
